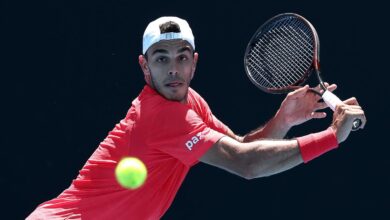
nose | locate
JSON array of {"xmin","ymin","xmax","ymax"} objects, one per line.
[
  {"xmin": 168, "ymin": 71, "xmax": 178, "ymax": 75},
  {"xmin": 168, "ymin": 61, "xmax": 179, "ymax": 76}
]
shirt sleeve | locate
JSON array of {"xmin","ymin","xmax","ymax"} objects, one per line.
[
  {"xmin": 209, "ymin": 114, "xmax": 230, "ymax": 135},
  {"xmin": 148, "ymin": 102, "xmax": 225, "ymax": 166},
  {"xmin": 196, "ymin": 93, "xmax": 230, "ymax": 135}
]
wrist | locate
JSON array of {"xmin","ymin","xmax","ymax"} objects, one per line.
[
  {"xmin": 274, "ymin": 109, "xmax": 293, "ymax": 130},
  {"xmin": 330, "ymin": 124, "xmax": 342, "ymax": 143},
  {"xmin": 296, "ymin": 127, "xmax": 339, "ymax": 163}
]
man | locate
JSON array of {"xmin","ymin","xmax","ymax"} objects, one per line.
[{"xmin": 27, "ymin": 16, "xmax": 366, "ymax": 219}]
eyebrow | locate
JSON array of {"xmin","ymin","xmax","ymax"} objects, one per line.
[
  {"xmin": 151, "ymin": 49, "xmax": 168, "ymax": 56},
  {"xmin": 177, "ymin": 46, "xmax": 192, "ymax": 54},
  {"xmin": 151, "ymin": 46, "xmax": 192, "ymax": 56}
]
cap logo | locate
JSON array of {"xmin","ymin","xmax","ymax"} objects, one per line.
[{"xmin": 159, "ymin": 32, "xmax": 183, "ymax": 41}]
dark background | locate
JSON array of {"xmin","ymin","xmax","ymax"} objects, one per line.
[{"xmin": 2, "ymin": 0, "xmax": 388, "ymax": 219}]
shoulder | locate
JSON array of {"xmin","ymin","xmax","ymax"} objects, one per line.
[
  {"xmin": 188, "ymin": 87, "xmax": 211, "ymax": 109},
  {"xmin": 188, "ymin": 87, "xmax": 205, "ymax": 101}
]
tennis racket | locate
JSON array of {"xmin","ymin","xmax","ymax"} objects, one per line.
[{"xmin": 244, "ymin": 13, "xmax": 362, "ymax": 131}]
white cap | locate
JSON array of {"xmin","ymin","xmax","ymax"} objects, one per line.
[{"xmin": 142, "ymin": 16, "xmax": 195, "ymax": 54}]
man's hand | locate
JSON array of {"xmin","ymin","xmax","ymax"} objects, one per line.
[
  {"xmin": 277, "ymin": 83, "xmax": 337, "ymax": 128},
  {"xmin": 330, "ymin": 98, "xmax": 366, "ymax": 143}
]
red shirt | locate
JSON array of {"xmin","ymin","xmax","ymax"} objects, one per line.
[{"xmin": 27, "ymin": 85, "xmax": 229, "ymax": 220}]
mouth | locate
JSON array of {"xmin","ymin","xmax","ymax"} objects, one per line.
[{"xmin": 165, "ymin": 81, "xmax": 183, "ymax": 88}]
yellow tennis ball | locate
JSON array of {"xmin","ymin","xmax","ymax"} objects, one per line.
[{"xmin": 115, "ymin": 157, "xmax": 147, "ymax": 189}]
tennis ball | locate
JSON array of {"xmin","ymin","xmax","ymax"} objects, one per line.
[{"xmin": 115, "ymin": 157, "xmax": 147, "ymax": 189}]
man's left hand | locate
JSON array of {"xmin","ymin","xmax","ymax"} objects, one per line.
[{"xmin": 277, "ymin": 83, "xmax": 337, "ymax": 127}]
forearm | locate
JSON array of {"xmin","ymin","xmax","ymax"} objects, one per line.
[
  {"xmin": 241, "ymin": 127, "xmax": 338, "ymax": 178},
  {"xmin": 239, "ymin": 139, "xmax": 303, "ymax": 178},
  {"xmin": 242, "ymin": 110, "xmax": 291, "ymax": 142},
  {"xmin": 202, "ymin": 128, "xmax": 339, "ymax": 179},
  {"xmin": 202, "ymin": 137, "xmax": 303, "ymax": 179}
]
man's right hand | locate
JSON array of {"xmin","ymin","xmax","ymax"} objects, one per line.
[{"xmin": 330, "ymin": 97, "xmax": 367, "ymax": 143}]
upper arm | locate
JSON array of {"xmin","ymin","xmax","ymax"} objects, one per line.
[{"xmin": 200, "ymin": 136, "xmax": 247, "ymax": 177}]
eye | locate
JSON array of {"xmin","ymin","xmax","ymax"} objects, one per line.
[
  {"xmin": 156, "ymin": 56, "xmax": 168, "ymax": 63},
  {"xmin": 179, "ymin": 55, "xmax": 188, "ymax": 61}
]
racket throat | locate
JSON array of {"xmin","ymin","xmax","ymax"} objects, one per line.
[{"xmin": 314, "ymin": 69, "xmax": 327, "ymax": 91}]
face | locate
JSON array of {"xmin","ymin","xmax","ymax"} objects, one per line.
[{"xmin": 139, "ymin": 40, "xmax": 198, "ymax": 103}]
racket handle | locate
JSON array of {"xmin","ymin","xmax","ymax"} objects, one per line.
[
  {"xmin": 322, "ymin": 90, "xmax": 342, "ymax": 111},
  {"xmin": 321, "ymin": 90, "xmax": 362, "ymax": 131},
  {"xmin": 352, "ymin": 119, "xmax": 362, "ymax": 131}
]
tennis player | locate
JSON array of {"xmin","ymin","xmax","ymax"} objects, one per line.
[{"xmin": 27, "ymin": 16, "xmax": 366, "ymax": 220}]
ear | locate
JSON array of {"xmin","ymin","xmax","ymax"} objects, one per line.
[
  {"xmin": 139, "ymin": 55, "xmax": 152, "ymax": 85},
  {"xmin": 139, "ymin": 55, "xmax": 150, "ymax": 74},
  {"xmin": 191, "ymin": 52, "xmax": 199, "ymax": 80}
]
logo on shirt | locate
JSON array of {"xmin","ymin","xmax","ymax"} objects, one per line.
[{"xmin": 185, "ymin": 132, "xmax": 203, "ymax": 151}]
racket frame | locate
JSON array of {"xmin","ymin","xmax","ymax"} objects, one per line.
[
  {"xmin": 244, "ymin": 13, "xmax": 362, "ymax": 130},
  {"xmin": 244, "ymin": 13, "xmax": 321, "ymax": 94}
]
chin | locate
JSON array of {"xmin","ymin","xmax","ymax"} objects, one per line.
[
  {"xmin": 167, "ymin": 91, "xmax": 188, "ymax": 103},
  {"xmin": 156, "ymin": 85, "xmax": 189, "ymax": 102}
]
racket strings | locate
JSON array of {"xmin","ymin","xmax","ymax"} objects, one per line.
[
  {"xmin": 274, "ymin": 25, "xmax": 313, "ymax": 79},
  {"xmin": 249, "ymin": 46, "xmax": 288, "ymax": 87},
  {"xmin": 266, "ymin": 18, "xmax": 314, "ymax": 77},
  {"xmin": 249, "ymin": 35, "xmax": 298, "ymax": 88},
  {"xmin": 252, "ymin": 24, "xmax": 312, "ymax": 86},
  {"xmin": 248, "ymin": 20, "xmax": 294, "ymax": 87},
  {"xmin": 279, "ymin": 20, "xmax": 314, "ymax": 64},
  {"xmin": 278, "ymin": 19, "xmax": 313, "ymax": 62},
  {"xmin": 261, "ymin": 28, "xmax": 305, "ymax": 83},
  {"xmin": 246, "ymin": 16, "xmax": 315, "ymax": 89}
]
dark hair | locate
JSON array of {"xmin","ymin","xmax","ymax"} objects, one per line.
[{"xmin": 159, "ymin": 21, "xmax": 181, "ymax": 33}]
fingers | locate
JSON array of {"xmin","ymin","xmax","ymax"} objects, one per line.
[
  {"xmin": 344, "ymin": 109, "xmax": 367, "ymax": 130},
  {"xmin": 287, "ymin": 85, "xmax": 309, "ymax": 99},
  {"xmin": 335, "ymin": 103, "xmax": 367, "ymax": 130},
  {"xmin": 336, "ymin": 103, "xmax": 363, "ymax": 114},
  {"xmin": 343, "ymin": 97, "xmax": 360, "ymax": 106},
  {"xmin": 333, "ymin": 97, "xmax": 361, "ymax": 112},
  {"xmin": 309, "ymin": 111, "xmax": 327, "ymax": 119},
  {"xmin": 314, "ymin": 102, "xmax": 328, "ymax": 110},
  {"xmin": 308, "ymin": 83, "xmax": 337, "ymax": 101},
  {"xmin": 314, "ymin": 82, "xmax": 338, "ymax": 94},
  {"xmin": 290, "ymin": 83, "xmax": 337, "ymax": 100},
  {"xmin": 336, "ymin": 97, "xmax": 367, "ymax": 124},
  {"xmin": 325, "ymin": 83, "xmax": 337, "ymax": 93}
]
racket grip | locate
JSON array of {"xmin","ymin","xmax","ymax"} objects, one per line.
[
  {"xmin": 322, "ymin": 90, "xmax": 342, "ymax": 111},
  {"xmin": 321, "ymin": 90, "xmax": 362, "ymax": 131}
]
